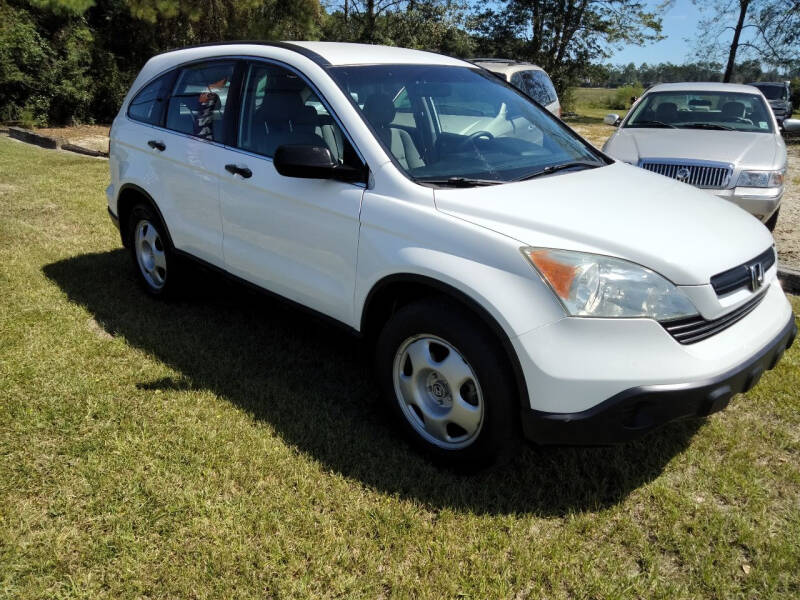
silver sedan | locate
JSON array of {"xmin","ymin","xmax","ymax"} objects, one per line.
[{"xmin": 602, "ymin": 82, "xmax": 799, "ymax": 231}]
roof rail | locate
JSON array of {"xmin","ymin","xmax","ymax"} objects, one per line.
[{"xmin": 158, "ymin": 41, "xmax": 330, "ymax": 66}]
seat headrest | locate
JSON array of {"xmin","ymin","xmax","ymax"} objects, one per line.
[
  {"xmin": 363, "ymin": 93, "xmax": 396, "ymax": 127},
  {"xmin": 655, "ymin": 102, "xmax": 678, "ymax": 121},
  {"xmin": 721, "ymin": 101, "xmax": 745, "ymax": 118}
]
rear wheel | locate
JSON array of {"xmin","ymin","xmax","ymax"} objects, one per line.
[
  {"xmin": 127, "ymin": 203, "xmax": 180, "ymax": 297},
  {"xmin": 765, "ymin": 206, "xmax": 780, "ymax": 232},
  {"xmin": 375, "ymin": 298, "xmax": 519, "ymax": 469}
]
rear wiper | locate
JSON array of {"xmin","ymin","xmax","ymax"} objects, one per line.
[
  {"xmin": 515, "ymin": 160, "xmax": 603, "ymax": 182},
  {"xmin": 680, "ymin": 123, "xmax": 734, "ymax": 131},
  {"xmin": 629, "ymin": 120, "xmax": 676, "ymax": 129},
  {"xmin": 417, "ymin": 176, "xmax": 503, "ymax": 187}
]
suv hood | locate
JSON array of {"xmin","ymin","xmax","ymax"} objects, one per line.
[
  {"xmin": 605, "ymin": 128, "xmax": 779, "ymax": 168},
  {"xmin": 434, "ymin": 162, "xmax": 773, "ymax": 285}
]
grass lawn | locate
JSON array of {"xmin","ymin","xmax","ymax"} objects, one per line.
[{"xmin": 1, "ymin": 135, "xmax": 799, "ymax": 598}]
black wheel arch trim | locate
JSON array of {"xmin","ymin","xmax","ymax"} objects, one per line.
[
  {"xmin": 116, "ymin": 183, "xmax": 175, "ymax": 249},
  {"xmin": 361, "ymin": 273, "xmax": 531, "ymax": 410}
]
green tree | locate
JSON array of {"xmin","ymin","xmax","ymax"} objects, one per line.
[
  {"xmin": 469, "ymin": 0, "xmax": 666, "ymax": 94},
  {"xmin": 693, "ymin": 0, "xmax": 800, "ymax": 81}
]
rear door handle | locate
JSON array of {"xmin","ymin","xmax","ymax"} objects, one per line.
[
  {"xmin": 225, "ymin": 164, "xmax": 252, "ymax": 179},
  {"xmin": 147, "ymin": 140, "xmax": 166, "ymax": 151}
]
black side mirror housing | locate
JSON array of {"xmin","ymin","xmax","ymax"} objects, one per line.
[{"xmin": 273, "ymin": 144, "xmax": 367, "ymax": 183}]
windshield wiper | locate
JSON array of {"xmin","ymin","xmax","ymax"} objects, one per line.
[
  {"xmin": 515, "ymin": 160, "xmax": 603, "ymax": 182},
  {"xmin": 417, "ymin": 176, "xmax": 503, "ymax": 187},
  {"xmin": 629, "ymin": 120, "xmax": 677, "ymax": 129},
  {"xmin": 679, "ymin": 123, "xmax": 734, "ymax": 131}
]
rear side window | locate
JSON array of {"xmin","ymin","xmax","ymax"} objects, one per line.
[
  {"xmin": 165, "ymin": 62, "xmax": 236, "ymax": 141},
  {"xmin": 511, "ymin": 70, "xmax": 558, "ymax": 106},
  {"xmin": 128, "ymin": 73, "xmax": 173, "ymax": 125}
]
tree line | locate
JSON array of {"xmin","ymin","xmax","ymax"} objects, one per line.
[{"xmin": 0, "ymin": 0, "xmax": 797, "ymax": 127}]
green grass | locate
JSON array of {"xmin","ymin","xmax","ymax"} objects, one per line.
[{"xmin": 1, "ymin": 136, "xmax": 800, "ymax": 598}]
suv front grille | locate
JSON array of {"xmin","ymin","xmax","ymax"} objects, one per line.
[
  {"xmin": 660, "ymin": 292, "xmax": 766, "ymax": 344},
  {"xmin": 639, "ymin": 159, "xmax": 732, "ymax": 189},
  {"xmin": 710, "ymin": 247, "xmax": 775, "ymax": 296}
]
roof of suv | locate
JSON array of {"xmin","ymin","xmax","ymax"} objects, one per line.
[
  {"xmin": 157, "ymin": 41, "xmax": 471, "ymax": 67},
  {"xmin": 471, "ymin": 59, "xmax": 546, "ymax": 76}
]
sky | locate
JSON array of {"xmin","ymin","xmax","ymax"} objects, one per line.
[{"xmin": 608, "ymin": 0, "xmax": 726, "ymax": 66}]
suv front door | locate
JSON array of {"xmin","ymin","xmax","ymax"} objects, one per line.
[{"xmin": 216, "ymin": 60, "xmax": 365, "ymax": 325}]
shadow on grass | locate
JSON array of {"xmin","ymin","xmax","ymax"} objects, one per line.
[{"xmin": 44, "ymin": 249, "xmax": 701, "ymax": 516}]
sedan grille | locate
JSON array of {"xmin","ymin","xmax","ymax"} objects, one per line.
[
  {"xmin": 710, "ymin": 247, "xmax": 775, "ymax": 296},
  {"xmin": 639, "ymin": 159, "xmax": 732, "ymax": 189},
  {"xmin": 661, "ymin": 292, "xmax": 766, "ymax": 345}
]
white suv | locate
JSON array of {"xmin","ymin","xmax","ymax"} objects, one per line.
[{"xmin": 108, "ymin": 42, "xmax": 796, "ymax": 467}]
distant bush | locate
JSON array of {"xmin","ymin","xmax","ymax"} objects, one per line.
[{"xmin": 608, "ymin": 84, "xmax": 644, "ymax": 110}]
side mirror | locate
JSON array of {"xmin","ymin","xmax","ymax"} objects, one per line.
[
  {"xmin": 604, "ymin": 113, "xmax": 620, "ymax": 126},
  {"xmin": 782, "ymin": 118, "xmax": 800, "ymax": 133},
  {"xmin": 273, "ymin": 144, "xmax": 366, "ymax": 183}
]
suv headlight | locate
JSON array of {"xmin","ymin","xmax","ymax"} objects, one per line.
[
  {"xmin": 737, "ymin": 169, "xmax": 785, "ymax": 188},
  {"xmin": 522, "ymin": 248, "xmax": 698, "ymax": 319}
]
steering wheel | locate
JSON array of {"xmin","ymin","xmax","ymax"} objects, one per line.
[{"xmin": 458, "ymin": 130, "xmax": 494, "ymax": 148}]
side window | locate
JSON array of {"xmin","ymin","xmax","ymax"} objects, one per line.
[
  {"xmin": 237, "ymin": 62, "xmax": 360, "ymax": 167},
  {"xmin": 128, "ymin": 72, "xmax": 173, "ymax": 125},
  {"xmin": 165, "ymin": 61, "xmax": 235, "ymax": 141}
]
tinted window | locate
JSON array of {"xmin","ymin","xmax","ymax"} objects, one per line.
[
  {"xmin": 165, "ymin": 62, "xmax": 235, "ymax": 141},
  {"xmin": 511, "ymin": 70, "xmax": 558, "ymax": 106},
  {"xmin": 128, "ymin": 73, "xmax": 172, "ymax": 125},
  {"xmin": 752, "ymin": 84, "xmax": 786, "ymax": 100},
  {"xmin": 625, "ymin": 91, "xmax": 774, "ymax": 133},
  {"xmin": 237, "ymin": 62, "xmax": 359, "ymax": 167}
]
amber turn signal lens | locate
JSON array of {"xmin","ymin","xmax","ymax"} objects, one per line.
[{"xmin": 526, "ymin": 249, "xmax": 576, "ymax": 298}]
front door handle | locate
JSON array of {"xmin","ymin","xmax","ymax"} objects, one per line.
[
  {"xmin": 147, "ymin": 140, "xmax": 166, "ymax": 151},
  {"xmin": 225, "ymin": 164, "xmax": 252, "ymax": 179}
]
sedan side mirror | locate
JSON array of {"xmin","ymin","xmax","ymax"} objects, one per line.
[
  {"xmin": 783, "ymin": 118, "xmax": 800, "ymax": 133},
  {"xmin": 273, "ymin": 144, "xmax": 367, "ymax": 183},
  {"xmin": 603, "ymin": 113, "xmax": 620, "ymax": 126}
]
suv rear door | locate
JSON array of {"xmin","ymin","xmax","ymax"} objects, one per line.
[{"xmin": 157, "ymin": 60, "xmax": 238, "ymax": 266}]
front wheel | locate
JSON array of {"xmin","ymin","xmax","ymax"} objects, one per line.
[{"xmin": 375, "ymin": 298, "xmax": 520, "ymax": 469}]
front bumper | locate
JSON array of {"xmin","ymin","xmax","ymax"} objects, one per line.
[
  {"xmin": 712, "ymin": 187, "xmax": 783, "ymax": 222},
  {"xmin": 520, "ymin": 312, "xmax": 796, "ymax": 445}
]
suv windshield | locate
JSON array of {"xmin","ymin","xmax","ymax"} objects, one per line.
[
  {"xmin": 751, "ymin": 84, "xmax": 786, "ymax": 100},
  {"xmin": 328, "ymin": 65, "xmax": 603, "ymax": 184},
  {"xmin": 625, "ymin": 91, "xmax": 774, "ymax": 133}
]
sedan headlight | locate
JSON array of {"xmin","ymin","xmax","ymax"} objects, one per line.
[
  {"xmin": 737, "ymin": 169, "xmax": 785, "ymax": 188},
  {"xmin": 522, "ymin": 248, "xmax": 698, "ymax": 319}
]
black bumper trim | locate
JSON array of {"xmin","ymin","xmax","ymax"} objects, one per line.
[
  {"xmin": 521, "ymin": 313, "xmax": 797, "ymax": 445},
  {"xmin": 108, "ymin": 206, "xmax": 120, "ymax": 231}
]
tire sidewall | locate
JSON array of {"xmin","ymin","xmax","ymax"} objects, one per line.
[{"xmin": 375, "ymin": 299, "xmax": 519, "ymax": 468}]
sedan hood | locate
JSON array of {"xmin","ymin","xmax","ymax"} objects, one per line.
[
  {"xmin": 604, "ymin": 128, "xmax": 779, "ymax": 168},
  {"xmin": 434, "ymin": 162, "xmax": 773, "ymax": 285}
]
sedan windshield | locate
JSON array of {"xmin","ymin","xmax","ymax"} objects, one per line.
[
  {"xmin": 625, "ymin": 91, "xmax": 774, "ymax": 133},
  {"xmin": 328, "ymin": 65, "xmax": 604, "ymax": 185}
]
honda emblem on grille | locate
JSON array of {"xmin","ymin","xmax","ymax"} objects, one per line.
[
  {"xmin": 749, "ymin": 263, "xmax": 764, "ymax": 291},
  {"xmin": 676, "ymin": 167, "xmax": 691, "ymax": 182}
]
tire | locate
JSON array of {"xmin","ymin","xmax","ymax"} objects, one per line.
[
  {"xmin": 375, "ymin": 298, "xmax": 520, "ymax": 469},
  {"xmin": 127, "ymin": 203, "xmax": 180, "ymax": 297},
  {"xmin": 765, "ymin": 206, "xmax": 780, "ymax": 232}
]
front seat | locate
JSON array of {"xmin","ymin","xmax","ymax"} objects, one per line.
[
  {"xmin": 362, "ymin": 93, "xmax": 423, "ymax": 170},
  {"xmin": 250, "ymin": 90, "xmax": 327, "ymax": 157}
]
